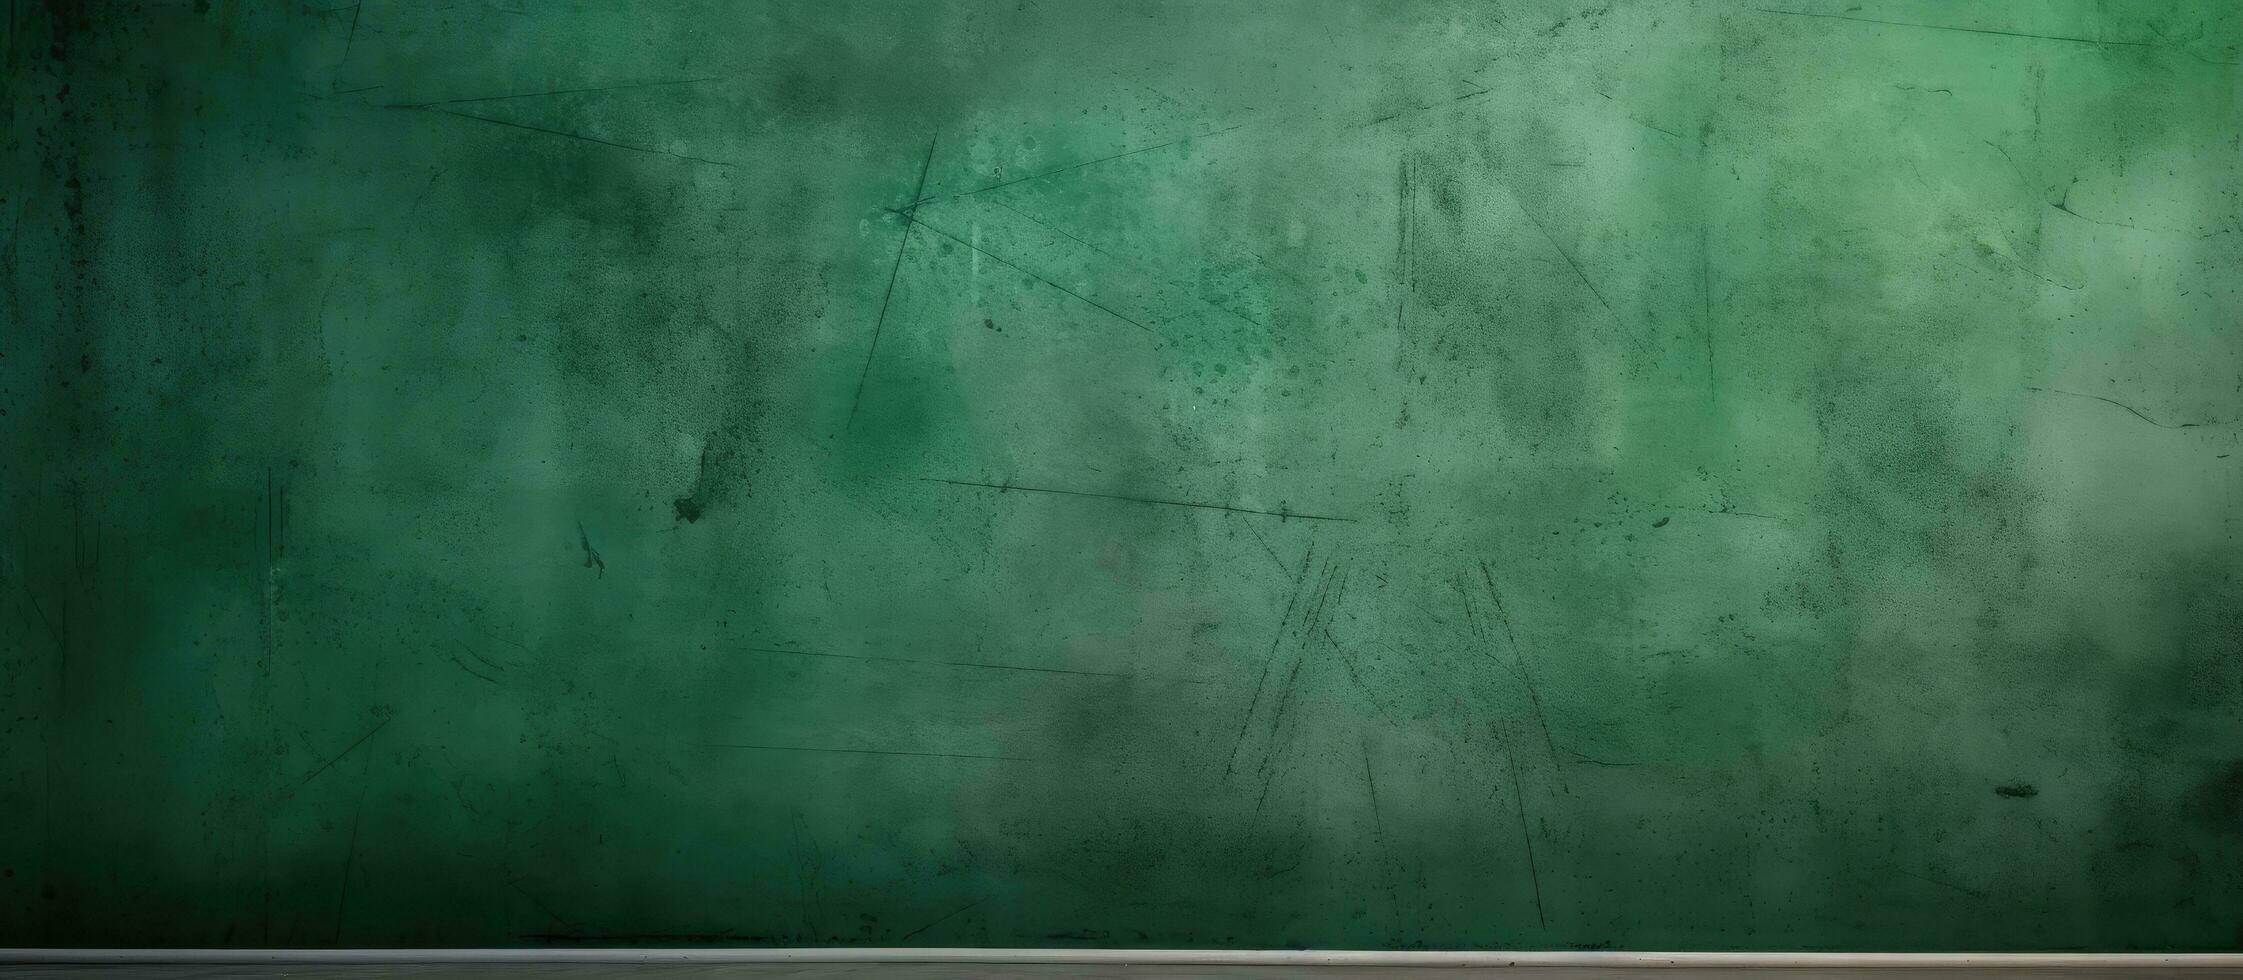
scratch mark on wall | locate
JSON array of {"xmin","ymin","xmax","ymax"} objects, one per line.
[
  {"xmin": 916, "ymin": 120, "xmax": 1253, "ymax": 205},
  {"xmin": 1754, "ymin": 7, "xmax": 2158, "ymax": 50},
  {"xmin": 737, "ymin": 643, "xmax": 1196, "ymax": 682},
  {"xmin": 402, "ymin": 106, "xmax": 738, "ymax": 167},
  {"xmin": 387, "ymin": 74, "xmax": 736, "ymax": 109},
  {"xmin": 1480, "ymin": 561, "xmax": 1564, "ymax": 792},
  {"xmin": 1501, "ymin": 737, "xmax": 1549, "ymax": 929},
  {"xmin": 847, "ymin": 133, "xmax": 939, "ymax": 431},
  {"xmin": 2026, "ymin": 386, "xmax": 2220, "ymax": 429},
  {"xmin": 576, "ymin": 522, "xmax": 605, "ymax": 576},
  {"xmin": 920, "ymin": 476, "xmax": 1352, "ymax": 522},
  {"xmin": 1228, "ymin": 539, "xmax": 1316, "ymax": 778},
  {"xmin": 886, "ymin": 210, "xmax": 1168, "ymax": 341},
  {"xmin": 301, "ymin": 714, "xmax": 394, "ymax": 787},
  {"xmin": 899, "ymin": 898, "xmax": 985, "ymax": 942},
  {"xmin": 703, "ymin": 742, "xmax": 1036, "ymax": 762}
]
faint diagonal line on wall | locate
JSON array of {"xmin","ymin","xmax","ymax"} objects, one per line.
[
  {"xmin": 700, "ymin": 742, "xmax": 1037, "ymax": 762},
  {"xmin": 386, "ymin": 74, "xmax": 738, "ymax": 108},
  {"xmin": 846, "ymin": 133, "xmax": 939, "ymax": 431},
  {"xmin": 889, "ymin": 209, "xmax": 1168, "ymax": 341},
  {"xmin": 1754, "ymin": 7, "xmax": 2155, "ymax": 49},
  {"xmin": 735, "ymin": 643, "xmax": 1209, "ymax": 683},
  {"xmin": 914, "ymin": 120, "xmax": 1254, "ymax": 206},
  {"xmin": 400, "ymin": 105, "xmax": 738, "ymax": 168},
  {"xmin": 919, "ymin": 476, "xmax": 1352, "ymax": 523}
]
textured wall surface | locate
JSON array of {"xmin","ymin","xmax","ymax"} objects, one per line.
[{"xmin": 4, "ymin": 0, "xmax": 2241, "ymax": 952}]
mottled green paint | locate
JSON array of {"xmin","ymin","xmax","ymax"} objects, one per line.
[{"xmin": 4, "ymin": 0, "xmax": 2241, "ymax": 952}]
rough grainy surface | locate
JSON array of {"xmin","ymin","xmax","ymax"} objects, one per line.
[{"xmin": 3, "ymin": 0, "xmax": 2241, "ymax": 953}]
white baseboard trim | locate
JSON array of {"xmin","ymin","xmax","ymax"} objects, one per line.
[{"xmin": 3, "ymin": 949, "xmax": 2241, "ymax": 968}]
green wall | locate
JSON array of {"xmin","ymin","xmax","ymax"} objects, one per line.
[{"xmin": 4, "ymin": 0, "xmax": 2240, "ymax": 952}]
